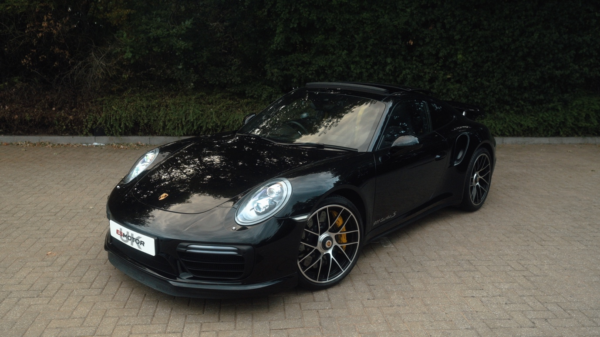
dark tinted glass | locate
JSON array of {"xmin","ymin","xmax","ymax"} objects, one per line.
[
  {"xmin": 239, "ymin": 89, "xmax": 386, "ymax": 151},
  {"xmin": 378, "ymin": 99, "xmax": 431, "ymax": 149},
  {"xmin": 428, "ymin": 100, "xmax": 455, "ymax": 130}
]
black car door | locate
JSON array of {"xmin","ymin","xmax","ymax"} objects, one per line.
[{"xmin": 372, "ymin": 96, "xmax": 450, "ymax": 226}]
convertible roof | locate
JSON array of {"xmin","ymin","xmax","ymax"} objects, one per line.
[{"xmin": 305, "ymin": 82, "xmax": 432, "ymax": 96}]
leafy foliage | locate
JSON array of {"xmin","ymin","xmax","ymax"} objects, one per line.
[
  {"xmin": 262, "ymin": 0, "xmax": 600, "ymax": 115},
  {"xmin": 484, "ymin": 93, "xmax": 600, "ymax": 137},
  {"xmin": 86, "ymin": 92, "xmax": 264, "ymax": 136},
  {"xmin": 0, "ymin": 0, "xmax": 126, "ymax": 90},
  {"xmin": 1, "ymin": 0, "xmax": 599, "ymax": 136}
]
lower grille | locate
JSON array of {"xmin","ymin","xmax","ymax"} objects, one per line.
[{"xmin": 177, "ymin": 245, "xmax": 248, "ymax": 280}]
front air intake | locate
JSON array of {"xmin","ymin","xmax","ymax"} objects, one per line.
[{"xmin": 177, "ymin": 244, "xmax": 252, "ymax": 280}]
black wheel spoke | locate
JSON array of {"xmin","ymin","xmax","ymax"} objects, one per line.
[
  {"xmin": 332, "ymin": 255, "xmax": 344, "ymax": 272},
  {"xmin": 304, "ymin": 228, "xmax": 319, "ymax": 237},
  {"xmin": 299, "ymin": 249, "xmax": 316, "ymax": 264},
  {"xmin": 337, "ymin": 229, "xmax": 358, "ymax": 235},
  {"xmin": 478, "ymin": 164, "xmax": 490, "ymax": 172},
  {"xmin": 337, "ymin": 234, "xmax": 359, "ymax": 245},
  {"xmin": 326, "ymin": 254, "xmax": 333, "ymax": 281},
  {"xmin": 316, "ymin": 258, "xmax": 323, "ymax": 281},
  {"xmin": 315, "ymin": 215, "xmax": 321, "ymax": 235},
  {"xmin": 304, "ymin": 254, "xmax": 322, "ymax": 273},
  {"xmin": 337, "ymin": 246, "xmax": 352, "ymax": 263},
  {"xmin": 327, "ymin": 209, "xmax": 344, "ymax": 232}
]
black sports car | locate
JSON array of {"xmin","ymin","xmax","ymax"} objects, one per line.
[{"xmin": 105, "ymin": 82, "xmax": 495, "ymax": 298}]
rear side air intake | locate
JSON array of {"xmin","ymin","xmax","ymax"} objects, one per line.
[{"xmin": 453, "ymin": 133, "xmax": 470, "ymax": 166}]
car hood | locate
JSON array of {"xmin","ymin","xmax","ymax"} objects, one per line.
[{"xmin": 131, "ymin": 133, "xmax": 347, "ymax": 214}]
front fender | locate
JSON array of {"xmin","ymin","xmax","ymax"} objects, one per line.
[{"xmin": 275, "ymin": 153, "xmax": 376, "ymax": 227}]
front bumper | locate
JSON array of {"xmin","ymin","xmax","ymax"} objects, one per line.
[
  {"xmin": 105, "ymin": 227, "xmax": 298, "ymax": 298},
  {"xmin": 104, "ymin": 190, "xmax": 304, "ymax": 298},
  {"xmin": 107, "ymin": 250, "xmax": 297, "ymax": 299}
]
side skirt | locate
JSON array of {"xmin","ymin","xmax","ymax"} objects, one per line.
[{"xmin": 365, "ymin": 194, "xmax": 455, "ymax": 243}]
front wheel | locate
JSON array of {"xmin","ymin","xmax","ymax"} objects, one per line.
[
  {"xmin": 460, "ymin": 148, "xmax": 493, "ymax": 211},
  {"xmin": 297, "ymin": 196, "xmax": 362, "ymax": 290}
]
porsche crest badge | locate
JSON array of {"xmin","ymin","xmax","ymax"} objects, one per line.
[{"xmin": 159, "ymin": 193, "xmax": 169, "ymax": 201}]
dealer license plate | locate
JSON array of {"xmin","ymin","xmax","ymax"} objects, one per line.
[{"xmin": 109, "ymin": 220, "xmax": 156, "ymax": 256}]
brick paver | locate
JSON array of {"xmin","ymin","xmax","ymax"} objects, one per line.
[{"xmin": 0, "ymin": 144, "xmax": 599, "ymax": 336}]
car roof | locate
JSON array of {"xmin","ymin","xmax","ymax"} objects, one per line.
[{"xmin": 305, "ymin": 82, "xmax": 433, "ymax": 97}]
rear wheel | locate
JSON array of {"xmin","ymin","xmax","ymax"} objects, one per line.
[
  {"xmin": 460, "ymin": 148, "xmax": 492, "ymax": 211},
  {"xmin": 297, "ymin": 196, "xmax": 362, "ymax": 290}
]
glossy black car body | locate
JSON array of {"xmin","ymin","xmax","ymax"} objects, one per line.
[{"xmin": 105, "ymin": 82, "xmax": 496, "ymax": 298}]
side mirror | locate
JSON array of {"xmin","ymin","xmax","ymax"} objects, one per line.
[
  {"xmin": 391, "ymin": 135, "xmax": 419, "ymax": 147},
  {"xmin": 243, "ymin": 113, "xmax": 256, "ymax": 125},
  {"xmin": 390, "ymin": 135, "xmax": 421, "ymax": 154}
]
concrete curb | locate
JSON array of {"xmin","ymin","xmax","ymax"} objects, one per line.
[
  {"xmin": 495, "ymin": 137, "xmax": 599, "ymax": 145},
  {"xmin": 1, "ymin": 135, "xmax": 599, "ymax": 146}
]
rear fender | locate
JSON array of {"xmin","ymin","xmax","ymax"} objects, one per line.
[{"xmin": 445, "ymin": 101, "xmax": 485, "ymax": 121}]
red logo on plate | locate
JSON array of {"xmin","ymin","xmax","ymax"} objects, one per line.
[{"xmin": 115, "ymin": 228, "xmax": 145, "ymax": 248}]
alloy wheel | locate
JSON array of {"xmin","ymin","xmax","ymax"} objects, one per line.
[
  {"xmin": 297, "ymin": 204, "xmax": 361, "ymax": 284},
  {"xmin": 469, "ymin": 153, "xmax": 491, "ymax": 205}
]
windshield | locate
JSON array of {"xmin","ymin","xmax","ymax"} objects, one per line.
[{"xmin": 239, "ymin": 89, "xmax": 386, "ymax": 151}]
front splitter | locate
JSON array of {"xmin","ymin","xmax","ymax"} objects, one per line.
[{"xmin": 107, "ymin": 251, "xmax": 297, "ymax": 299}]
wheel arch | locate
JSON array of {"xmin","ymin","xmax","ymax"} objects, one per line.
[
  {"xmin": 476, "ymin": 141, "xmax": 496, "ymax": 170},
  {"xmin": 326, "ymin": 188, "xmax": 368, "ymax": 231},
  {"xmin": 456, "ymin": 134, "xmax": 495, "ymax": 172}
]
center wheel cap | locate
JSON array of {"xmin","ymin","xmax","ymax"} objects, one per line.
[{"xmin": 321, "ymin": 237, "xmax": 333, "ymax": 250}]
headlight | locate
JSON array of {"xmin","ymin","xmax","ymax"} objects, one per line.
[
  {"xmin": 235, "ymin": 178, "xmax": 292, "ymax": 226},
  {"xmin": 122, "ymin": 148, "xmax": 159, "ymax": 184}
]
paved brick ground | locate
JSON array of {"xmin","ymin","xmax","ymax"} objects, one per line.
[{"xmin": 0, "ymin": 144, "xmax": 599, "ymax": 337}]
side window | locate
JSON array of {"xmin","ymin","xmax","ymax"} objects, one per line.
[
  {"xmin": 378, "ymin": 99, "xmax": 431, "ymax": 149},
  {"xmin": 428, "ymin": 100, "xmax": 454, "ymax": 130}
]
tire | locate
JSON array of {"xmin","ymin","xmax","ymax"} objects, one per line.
[
  {"xmin": 460, "ymin": 147, "xmax": 493, "ymax": 212},
  {"xmin": 297, "ymin": 196, "xmax": 362, "ymax": 290}
]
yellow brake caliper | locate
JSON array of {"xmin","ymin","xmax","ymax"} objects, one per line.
[{"xmin": 330, "ymin": 211, "xmax": 347, "ymax": 250}]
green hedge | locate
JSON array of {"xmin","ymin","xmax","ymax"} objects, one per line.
[
  {"xmin": 84, "ymin": 91, "xmax": 600, "ymax": 137},
  {"xmin": 86, "ymin": 93, "xmax": 264, "ymax": 136},
  {"xmin": 1, "ymin": 0, "xmax": 599, "ymax": 136},
  {"xmin": 483, "ymin": 93, "xmax": 600, "ymax": 137},
  {"xmin": 1, "ymin": 90, "xmax": 598, "ymax": 137}
]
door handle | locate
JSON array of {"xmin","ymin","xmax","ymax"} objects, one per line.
[{"xmin": 435, "ymin": 152, "xmax": 446, "ymax": 160}]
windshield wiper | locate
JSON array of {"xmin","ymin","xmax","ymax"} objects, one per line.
[
  {"xmin": 236, "ymin": 133, "xmax": 277, "ymax": 143},
  {"xmin": 238, "ymin": 133, "xmax": 358, "ymax": 152},
  {"xmin": 282, "ymin": 142, "xmax": 358, "ymax": 152}
]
